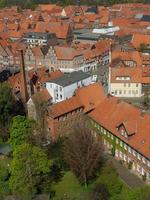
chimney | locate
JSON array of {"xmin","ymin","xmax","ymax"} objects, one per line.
[{"xmin": 20, "ymin": 49, "xmax": 28, "ymax": 104}]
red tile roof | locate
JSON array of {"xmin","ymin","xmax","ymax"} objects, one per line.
[
  {"xmin": 48, "ymin": 96, "xmax": 83, "ymax": 118},
  {"xmin": 89, "ymin": 96, "xmax": 150, "ymax": 159},
  {"xmin": 35, "ymin": 22, "xmax": 71, "ymax": 39},
  {"xmin": 75, "ymin": 83, "xmax": 106, "ymax": 113},
  {"xmin": 131, "ymin": 34, "xmax": 150, "ymax": 49},
  {"xmin": 54, "ymin": 46, "xmax": 82, "ymax": 60}
]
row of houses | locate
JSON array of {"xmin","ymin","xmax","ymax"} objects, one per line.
[
  {"xmin": 109, "ymin": 49, "xmax": 150, "ymax": 97},
  {"xmin": 27, "ymin": 81, "xmax": 150, "ymax": 184},
  {"xmin": 24, "ymin": 40, "xmax": 110, "ymax": 72},
  {"xmin": 89, "ymin": 95, "xmax": 150, "ymax": 183}
]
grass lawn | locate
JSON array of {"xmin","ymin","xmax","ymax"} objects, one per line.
[
  {"xmin": 52, "ymin": 164, "xmax": 131, "ymax": 200},
  {"xmin": 52, "ymin": 172, "xmax": 91, "ymax": 200}
]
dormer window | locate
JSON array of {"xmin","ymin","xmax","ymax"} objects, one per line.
[
  {"xmin": 120, "ymin": 128, "xmax": 128, "ymax": 138},
  {"xmin": 117, "ymin": 121, "xmax": 136, "ymax": 139}
]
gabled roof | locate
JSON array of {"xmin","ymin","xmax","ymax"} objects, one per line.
[
  {"xmin": 111, "ymin": 51, "xmax": 142, "ymax": 67},
  {"xmin": 75, "ymin": 83, "xmax": 106, "ymax": 113},
  {"xmin": 35, "ymin": 22, "xmax": 71, "ymax": 39},
  {"xmin": 131, "ymin": 34, "xmax": 150, "ymax": 49},
  {"xmin": 117, "ymin": 120, "xmax": 138, "ymax": 136},
  {"xmin": 89, "ymin": 96, "xmax": 150, "ymax": 159},
  {"xmin": 48, "ymin": 96, "xmax": 83, "ymax": 119},
  {"xmin": 54, "ymin": 46, "xmax": 82, "ymax": 60}
]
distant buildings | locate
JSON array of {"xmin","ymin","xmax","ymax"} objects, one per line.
[
  {"xmin": 23, "ymin": 32, "xmax": 57, "ymax": 47},
  {"xmin": 109, "ymin": 51, "xmax": 150, "ymax": 97}
]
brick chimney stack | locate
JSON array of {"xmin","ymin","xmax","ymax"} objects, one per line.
[{"xmin": 20, "ymin": 49, "xmax": 28, "ymax": 103}]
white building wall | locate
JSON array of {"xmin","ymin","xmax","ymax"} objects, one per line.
[
  {"xmin": 46, "ymin": 76, "xmax": 92, "ymax": 103},
  {"xmin": 63, "ymin": 77, "xmax": 92, "ymax": 101},
  {"xmin": 46, "ymin": 82, "xmax": 56, "ymax": 102},
  {"xmin": 110, "ymin": 82, "xmax": 142, "ymax": 97}
]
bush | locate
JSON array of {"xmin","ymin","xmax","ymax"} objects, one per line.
[
  {"xmin": 91, "ymin": 183, "xmax": 110, "ymax": 200},
  {"xmin": 128, "ymin": 161, "xmax": 133, "ymax": 170}
]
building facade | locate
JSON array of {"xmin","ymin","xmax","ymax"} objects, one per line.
[
  {"xmin": 45, "ymin": 71, "xmax": 92, "ymax": 103},
  {"xmin": 89, "ymin": 97, "xmax": 150, "ymax": 184}
]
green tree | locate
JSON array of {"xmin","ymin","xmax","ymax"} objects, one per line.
[
  {"xmin": 9, "ymin": 116, "xmax": 34, "ymax": 149},
  {"xmin": 0, "ymin": 159, "xmax": 10, "ymax": 197},
  {"xmin": 142, "ymin": 95, "xmax": 150, "ymax": 109},
  {"xmin": 0, "ymin": 83, "xmax": 15, "ymax": 127},
  {"xmin": 9, "ymin": 143, "xmax": 51, "ymax": 200},
  {"xmin": 91, "ymin": 183, "xmax": 110, "ymax": 200},
  {"xmin": 64, "ymin": 116, "xmax": 103, "ymax": 188}
]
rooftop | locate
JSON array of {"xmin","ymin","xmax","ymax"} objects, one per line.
[
  {"xmin": 46, "ymin": 71, "xmax": 91, "ymax": 87},
  {"xmin": 23, "ymin": 32, "xmax": 55, "ymax": 40}
]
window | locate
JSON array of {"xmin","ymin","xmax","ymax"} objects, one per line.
[
  {"xmin": 136, "ymin": 83, "xmax": 138, "ymax": 87},
  {"xmin": 116, "ymin": 138, "xmax": 119, "ymax": 144},
  {"xmin": 124, "ymin": 143, "xmax": 127, "ymax": 150},
  {"xmin": 119, "ymin": 90, "xmax": 122, "ymax": 95},
  {"xmin": 59, "ymin": 87, "xmax": 62, "ymax": 92},
  {"xmin": 104, "ymin": 129, "xmax": 106, "ymax": 135},
  {"xmin": 133, "ymin": 150, "xmax": 136, "ymax": 157},
  {"xmin": 137, "ymin": 165, "xmax": 140, "ymax": 172},
  {"xmin": 142, "ymin": 157, "xmax": 146, "ymax": 164},
  {"xmin": 141, "ymin": 168, "xmax": 145, "ymax": 176},
  {"xmin": 128, "ymin": 146, "xmax": 131, "ymax": 153},
  {"xmin": 124, "ymin": 83, "xmax": 126, "ymax": 87},
  {"xmin": 137, "ymin": 153, "xmax": 141, "ymax": 160},
  {"xmin": 111, "ymin": 134, "xmax": 113, "ymax": 140},
  {"xmin": 60, "ymin": 94, "xmax": 62, "ymax": 99},
  {"xmin": 147, "ymin": 160, "xmax": 150, "ymax": 167},
  {"xmin": 120, "ymin": 141, "xmax": 123, "ymax": 147},
  {"xmin": 128, "ymin": 83, "xmax": 131, "ymax": 87},
  {"xmin": 121, "ymin": 129, "xmax": 124, "ymax": 136}
]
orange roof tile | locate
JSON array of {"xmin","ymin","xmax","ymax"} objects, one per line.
[
  {"xmin": 89, "ymin": 96, "xmax": 150, "ymax": 159},
  {"xmin": 75, "ymin": 83, "xmax": 106, "ymax": 113},
  {"xmin": 48, "ymin": 96, "xmax": 83, "ymax": 118},
  {"xmin": 35, "ymin": 21, "xmax": 71, "ymax": 39},
  {"xmin": 131, "ymin": 34, "xmax": 150, "ymax": 49},
  {"xmin": 112, "ymin": 51, "xmax": 142, "ymax": 67},
  {"xmin": 54, "ymin": 46, "xmax": 82, "ymax": 60}
]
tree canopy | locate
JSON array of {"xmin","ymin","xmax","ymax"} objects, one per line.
[
  {"xmin": 0, "ymin": 83, "xmax": 15, "ymax": 127},
  {"xmin": 9, "ymin": 143, "xmax": 51, "ymax": 200},
  {"xmin": 64, "ymin": 116, "xmax": 103, "ymax": 187},
  {"xmin": 9, "ymin": 115, "xmax": 34, "ymax": 149}
]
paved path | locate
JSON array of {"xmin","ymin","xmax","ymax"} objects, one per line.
[{"xmin": 107, "ymin": 155, "xmax": 145, "ymax": 188}]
